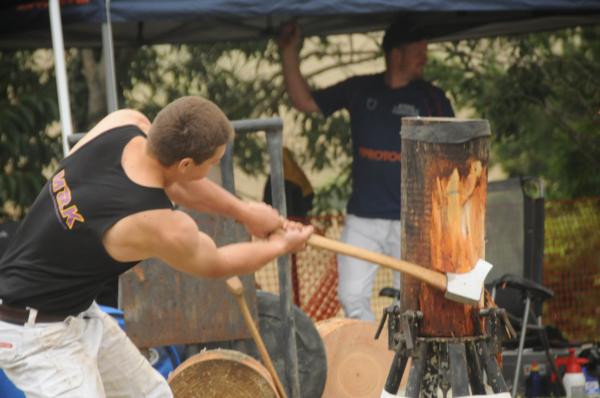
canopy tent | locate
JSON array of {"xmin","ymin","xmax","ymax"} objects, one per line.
[
  {"xmin": 3, "ymin": 0, "xmax": 600, "ymax": 49},
  {"xmin": 4, "ymin": 0, "xmax": 600, "ymax": 149},
  {"xmin": 4, "ymin": 0, "xmax": 600, "ymax": 150}
]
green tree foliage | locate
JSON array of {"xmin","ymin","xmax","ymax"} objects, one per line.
[
  {"xmin": 118, "ymin": 43, "xmax": 279, "ymax": 175},
  {"xmin": 0, "ymin": 50, "xmax": 60, "ymax": 220},
  {"xmin": 427, "ymin": 26, "xmax": 600, "ymax": 199}
]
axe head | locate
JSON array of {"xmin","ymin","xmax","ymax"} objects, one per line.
[{"xmin": 444, "ymin": 259, "xmax": 493, "ymax": 305}]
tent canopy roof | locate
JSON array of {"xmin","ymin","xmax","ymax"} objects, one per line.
[{"xmin": 2, "ymin": 0, "xmax": 600, "ymax": 49}]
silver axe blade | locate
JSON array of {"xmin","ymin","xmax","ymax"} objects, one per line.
[{"xmin": 445, "ymin": 259, "xmax": 493, "ymax": 305}]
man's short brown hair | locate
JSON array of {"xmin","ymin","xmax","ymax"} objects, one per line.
[{"xmin": 147, "ymin": 96, "xmax": 234, "ymax": 166}]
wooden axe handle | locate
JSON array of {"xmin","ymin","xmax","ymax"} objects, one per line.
[
  {"xmin": 225, "ymin": 277, "xmax": 288, "ymax": 398},
  {"xmin": 307, "ymin": 234, "xmax": 448, "ymax": 292}
]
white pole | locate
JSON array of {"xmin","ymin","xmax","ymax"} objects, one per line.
[
  {"xmin": 102, "ymin": 0, "xmax": 118, "ymax": 112},
  {"xmin": 49, "ymin": 0, "xmax": 73, "ymax": 157}
]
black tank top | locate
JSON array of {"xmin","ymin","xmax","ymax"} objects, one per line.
[{"xmin": 0, "ymin": 125, "xmax": 173, "ymax": 316}]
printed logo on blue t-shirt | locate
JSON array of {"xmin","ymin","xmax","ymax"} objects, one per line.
[
  {"xmin": 392, "ymin": 103, "xmax": 419, "ymax": 116},
  {"xmin": 366, "ymin": 98, "xmax": 378, "ymax": 110}
]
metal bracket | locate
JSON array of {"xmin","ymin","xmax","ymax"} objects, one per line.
[
  {"xmin": 479, "ymin": 307, "xmax": 517, "ymax": 355},
  {"xmin": 376, "ymin": 307, "xmax": 423, "ymax": 353}
]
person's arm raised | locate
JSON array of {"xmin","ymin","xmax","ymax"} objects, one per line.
[
  {"xmin": 166, "ymin": 178, "xmax": 283, "ymax": 238},
  {"xmin": 278, "ymin": 22, "xmax": 320, "ymax": 114}
]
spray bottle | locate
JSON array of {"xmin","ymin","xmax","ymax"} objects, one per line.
[{"xmin": 556, "ymin": 348, "xmax": 588, "ymax": 398}]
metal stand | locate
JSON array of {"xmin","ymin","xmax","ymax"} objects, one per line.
[
  {"xmin": 376, "ymin": 306, "xmax": 514, "ymax": 397},
  {"xmin": 490, "ymin": 274, "xmax": 561, "ymax": 398},
  {"xmin": 221, "ymin": 118, "xmax": 300, "ymax": 398}
]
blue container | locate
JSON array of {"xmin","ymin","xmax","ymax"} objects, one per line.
[
  {"xmin": 0, "ymin": 369, "xmax": 25, "ymax": 398},
  {"xmin": 148, "ymin": 346, "xmax": 181, "ymax": 379},
  {"xmin": 99, "ymin": 305, "xmax": 181, "ymax": 379},
  {"xmin": 583, "ymin": 366, "xmax": 600, "ymax": 397},
  {"xmin": 99, "ymin": 304, "xmax": 126, "ymax": 329},
  {"xmin": 525, "ymin": 368, "xmax": 543, "ymax": 397}
]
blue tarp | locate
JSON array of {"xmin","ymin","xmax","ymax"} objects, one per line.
[{"xmin": 1, "ymin": 0, "xmax": 600, "ymax": 49}]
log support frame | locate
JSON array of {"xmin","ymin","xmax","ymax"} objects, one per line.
[{"xmin": 378, "ymin": 305, "xmax": 511, "ymax": 397}]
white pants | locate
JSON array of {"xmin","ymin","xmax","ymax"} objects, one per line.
[
  {"xmin": 0, "ymin": 302, "xmax": 172, "ymax": 398},
  {"xmin": 337, "ymin": 215, "xmax": 402, "ymax": 321}
]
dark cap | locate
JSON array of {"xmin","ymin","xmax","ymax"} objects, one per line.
[{"xmin": 382, "ymin": 19, "xmax": 425, "ymax": 53}]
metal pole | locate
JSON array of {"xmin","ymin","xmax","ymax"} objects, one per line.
[
  {"xmin": 220, "ymin": 140, "xmax": 235, "ymax": 194},
  {"xmin": 227, "ymin": 117, "xmax": 301, "ymax": 398},
  {"xmin": 102, "ymin": 0, "xmax": 119, "ymax": 112},
  {"xmin": 106, "ymin": 0, "xmax": 120, "ymax": 308},
  {"xmin": 49, "ymin": 0, "xmax": 73, "ymax": 157},
  {"xmin": 512, "ymin": 297, "xmax": 531, "ymax": 398},
  {"xmin": 480, "ymin": 340, "xmax": 510, "ymax": 393},
  {"xmin": 266, "ymin": 127, "xmax": 300, "ymax": 398},
  {"xmin": 231, "ymin": 118, "xmax": 283, "ymax": 134}
]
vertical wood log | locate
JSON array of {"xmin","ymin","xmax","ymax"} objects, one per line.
[{"xmin": 400, "ymin": 117, "xmax": 490, "ymax": 337}]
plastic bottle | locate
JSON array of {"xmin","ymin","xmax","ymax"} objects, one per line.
[
  {"xmin": 525, "ymin": 361, "xmax": 544, "ymax": 398},
  {"xmin": 583, "ymin": 366, "xmax": 600, "ymax": 397},
  {"xmin": 556, "ymin": 348, "xmax": 588, "ymax": 398}
]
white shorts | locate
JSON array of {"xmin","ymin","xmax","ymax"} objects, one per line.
[
  {"xmin": 0, "ymin": 302, "xmax": 171, "ymax": 398},
  {"xmin": 337, "ymin": 214, "xmax": 401, "ymax": 321}
]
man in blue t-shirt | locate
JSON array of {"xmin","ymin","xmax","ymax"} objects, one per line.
[{"xmin": 277, "ymin": 20, "xmax": 454, "ymax": 320}]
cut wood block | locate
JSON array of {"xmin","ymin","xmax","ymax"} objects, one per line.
[
  {"xmin": 168, "ymin": 349, "xmax": 277, "ymax": 398},
  {"xmin": 317, "ymin": 318, "xmax": 407, "ymax": 398}
]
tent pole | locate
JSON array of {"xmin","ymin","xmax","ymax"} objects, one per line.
[
  {"xmin": 49, "ymin": 0, "xmax": 73, "ymax": 157},
  {"xmin": 102, "ymin": 0, "xmax": 119, "ymax": 113}
]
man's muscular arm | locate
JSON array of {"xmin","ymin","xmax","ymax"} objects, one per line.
[
  {"xmin": 166, "ymin": 178, "xmax": 283, "ymax": 238},
  {"xmin": 152, "ymin": 211, "xmax": 312, "ymax": 278}
]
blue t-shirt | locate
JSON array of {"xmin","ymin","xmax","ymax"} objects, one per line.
[{"xmin": 312, "ymin": 73, "xmax": 454, "ymax": 220}]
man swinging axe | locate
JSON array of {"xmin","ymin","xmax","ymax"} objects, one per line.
[{"xmin": 0, "ymin": 96, "xmax": 313, "ymax": 398}]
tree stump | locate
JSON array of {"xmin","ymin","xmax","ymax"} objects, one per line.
[
  {"xmin": 168, "ymin": 349, "xmax": 278, "ymax": 398},
  {"xmin": 316, "ymin": 318, "xmax": 403, "ymax": 398},
  {"xmin": 400, "ymin": 117, "xmax": 490, "ymax": 337}
]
